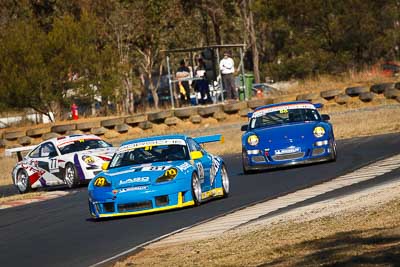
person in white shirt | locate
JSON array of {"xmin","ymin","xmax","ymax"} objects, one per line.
[{"xmin": 219, "ymin": 50, "xmax": 237, "ymax": 100}]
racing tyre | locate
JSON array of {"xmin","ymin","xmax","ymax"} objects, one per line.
[
  {"xmin": 191, "ymin": 172, "xmax": 202, "ymax": 206},
  {"xmin": 330, "ymin": 142, "xmax": 337, "ymax": 162},
  {"xmin": 15, "ymin": 169, "xmax": 31, "ymax": 194},
  {"xmin": 242, "ymin": 151, "xmax": 254, "ymax": 175},
  {"xmin": 64, "ymin": 163, "xmax": 79, "ymax": 188},
  {"xmin": 221, "ymin": 164, "xmax": 230, "ymax": 197}
]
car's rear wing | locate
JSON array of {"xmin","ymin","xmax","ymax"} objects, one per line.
[
  {"xmin": 5, "ymin": 145, "xmax": 36, "ymax": 161},
  {"xmin": 193, "ymin": 134, "xmax": 224, "ymax": 144}
]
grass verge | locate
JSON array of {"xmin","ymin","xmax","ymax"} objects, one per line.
[{"xmin": 115, "ymin": 182, "xmax": 400, "ymax": 267}]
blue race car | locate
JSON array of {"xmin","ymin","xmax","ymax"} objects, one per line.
[
  {"xmin": 241, "ymin": 101, "xmax": 337, "ymax": 173},
  {"xmin": 88, "ymin": 134, "xmax": 229, "ymax": 218}
]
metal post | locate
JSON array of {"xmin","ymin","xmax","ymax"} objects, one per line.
[
  {"xmin": 215, "ymin": 48, "xmax": 224, "ymax": 102},
  {"xmin": 166, "ymin": 55, "xmax": 175, "ymax": 109},
  {"xmin": 239, "ymin": 46, "xmax": 246, "ymax": 100}
]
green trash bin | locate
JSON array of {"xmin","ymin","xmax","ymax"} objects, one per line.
[
  {"xmin": 238, "ymin": 73, "xmax": 254, "ymax": 101},
  {"xmin": 244, "ymin": 73, "xmax": 254, "ymax": 100}
]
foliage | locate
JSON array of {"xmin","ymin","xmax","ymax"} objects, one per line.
[{"xmin": 0, "ymin": 0, "xmax": 399, "ymax": 118}]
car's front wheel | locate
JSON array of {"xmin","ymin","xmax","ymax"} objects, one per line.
[
  {"xmin": 15, "ymin": 169, "xmax": 31, "ymax": 194},
  {"xmin": 330, "ymin": 141, "xmax": 337, "ymax": 162},
  {"xmin": 242, "ymin": 153, "xmax": 254, "ymax": 175},
  {"xmin": 64, "ymin": 163, "xmax": 79, "ymax": 188},
  {"xmin": 191, "ymin": 172, "xmax": 202, "ymax": 206}
]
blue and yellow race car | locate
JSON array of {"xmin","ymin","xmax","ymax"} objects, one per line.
[
  {"xmin": 241, "ymin": 101, "xmax": 337, "ymax": 173},
  {"xmin": 88, "ymin": 134, "xmax": 229, "ymax": 218}
]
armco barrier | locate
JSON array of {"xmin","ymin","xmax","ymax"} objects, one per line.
[{"xmin": 1, "ymin": 82, "xmax": 399, "ymax": 149}]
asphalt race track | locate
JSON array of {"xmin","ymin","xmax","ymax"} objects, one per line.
[{"xmin": 1, "ymin": 133, "xmax": 400, "ymax": 267}]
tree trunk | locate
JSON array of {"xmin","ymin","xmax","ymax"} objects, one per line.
[{"xmin": 240, "ymin": 0, "xmax": 261, "ymax": 83}]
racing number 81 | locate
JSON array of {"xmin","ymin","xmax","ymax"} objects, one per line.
[{"xmin": 94, "ymin": 177, "xmax": 107, "ymax": 187}]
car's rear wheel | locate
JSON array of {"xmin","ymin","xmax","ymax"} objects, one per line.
[
  {"xmin": 221, "ymin": 164, "xmax": 230, "ymax": 197},
  {"xmin": 15, "ymin": 169, "xmax": 31, "ymax": 194},
  {"xmin": 191, "ymin": 172, "xmax": 202, "ymax": 206},
  {"xmin": 64, "ymin": 163, "xmax": 79, "ymax": 188}
]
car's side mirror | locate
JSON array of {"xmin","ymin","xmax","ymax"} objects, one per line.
[
  {"xmin": 190, "ymin": 151, "xmax": 203, "ymax": 160},
  {"xmin": 241, "ymin": 124, "xmax": 248, "ymax": 131},
  {"xmin": 321, "ymin": 114, "xmax": 330, "ymax": 121},
  {"xmin": 101, "ymin": 162, "xmax": 109, "ymax": 170}
]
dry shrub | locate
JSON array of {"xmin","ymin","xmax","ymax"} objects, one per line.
[{"xmin": 0, "ymin": 156, "xmax": 16, "ymax": 186}]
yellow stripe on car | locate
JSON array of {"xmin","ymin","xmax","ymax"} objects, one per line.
[
  {"xmin": 97, "ymin": 192, "xmax": 194, "ymax": 218},
  {"xmin": 201, "ymin": 188, "xmax": 224, "ymax": 200}
]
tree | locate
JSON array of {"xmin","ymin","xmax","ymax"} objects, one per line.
[
  {"xmin": 238, "ymin": 0, "xmax": 261, "ymax": 83},
  {"xmin": 0, "ymin": 12, "xmax": 117, "ymax": 120},
  {"xmin": 0, "ymin": 19, "xmax": 57, "ymax": 120}
]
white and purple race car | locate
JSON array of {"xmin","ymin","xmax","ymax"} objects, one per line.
[{"xmin": 6, "ymin": 134, "xmax": 116, "ymax": 193}]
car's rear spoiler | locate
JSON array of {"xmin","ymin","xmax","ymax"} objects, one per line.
[
  {"xmin": 194, "ymin": 134, "xmax": 224, "ymax": 144},
  {"xmin": 5, "ymin": 145, "xmax": 36, "ymax": 161}
]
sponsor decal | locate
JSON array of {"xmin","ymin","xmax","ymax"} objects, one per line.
[
  {"xmin": 108, "ymin": 165, "xmax": 171, "ymax": 176},
  {"xmin": 274, "ymin": 146, "xmax": 301, "ymax": 155},
  {"xmin": 177, "ymin": 162, "xmax": 192, "ymax": 171},
  {"xmin": 118, "ymin": 139, "xmax": 186, "ymax": 153},
  {"xmin": 119, "ymin": 177, "xmax": 150, "ymax": 185},
  {"xmin": 119, "ymin": 186, "xmax": 149, "ymax": 193},
  {"xmin": 210, "ymin": 157, "xmax": 221, "ymax": 186},
  {"xmin": 253, "ymin": 103, "xmax": 315, "ymax": 118},
  {"xmin": 57, "ymin": 136, "xmax": 101, "ymax": 147}
]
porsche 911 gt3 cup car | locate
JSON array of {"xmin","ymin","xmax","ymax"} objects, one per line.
[
  {"xmin": 88, "ymin": 134, "xmax": 229, "ymax": 218},
  {"xmin": 241, "ymin": 101, "xmax": 337, "ymax": 173},
  {"xmin": 6, "ymin": 134, "xmax": 116, "ymax": 193}
]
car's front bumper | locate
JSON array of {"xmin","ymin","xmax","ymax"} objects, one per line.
[
  {"xmin": 89, "ymin": 191, "xmax": 194, "ymax": 218},
  {"xmin": 243, "ymin": 143, "xmax": 335, "ymax": 171},
  {"xmin": 88, "ymin": 179, "xmax": 196, "ymax": 218}
]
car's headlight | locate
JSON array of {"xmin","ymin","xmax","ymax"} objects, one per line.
[
  {"xmin": 156, "ymin": 168, "xmax": 178, "ymax": 183},
  {"xmin": 93, "ymin": 176, "xmax": 111, "ymax": 187},
  {"xmin": 83, "ymin": 155, "xmax": 95, "ymax": 164},
  {"xmin": 247, "ymin": 135, "xmax": 259, "ymax": 146},
  {"xmin": 313, "ymin": 126, "xmax": 326, "ymax": 138}
]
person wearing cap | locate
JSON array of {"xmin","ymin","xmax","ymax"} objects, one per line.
[{"xmin": 219, "ymin": 50, "xmax": 237, "ymax": 101}]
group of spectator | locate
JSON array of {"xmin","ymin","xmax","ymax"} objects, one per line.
[{"xmin": 175, "ymin": 50, "xmax": 237, "ymax": 107}]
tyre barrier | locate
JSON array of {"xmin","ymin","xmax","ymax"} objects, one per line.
[
  {"xmin": 125, "ymin": 114, "xmax": 148, "ymax": 125},
  {"xmin": 345, "ymin": 86, "xmax": 369, "ymax": 96},
  {"xmin": 197, "ymin": 104, "xmax": 223, "ymax": 117},
  {"xmin": 384, "ymin": 88, "xmax": 400, "ymax": 99},
  {"xmin": 51, "ymin": 124, "xmax": 77, "ymax": 134},
  {"xmin": 100, "ymin": 118, "xmax": 125, "ymax": 129},
  {"xmin": 359, "ymin": 92, "xmax": 375, "ymax": 102},
  {"xmin": 2, "ymin": 81, "xmax": 400, "ymax": 149},
  {"xmin": 335, "ymin": 94, "xmax": 351, "ymax": 104},
  {"xmin": 147, "ymin": 110, "xmax": 173, "ymax": 123},
  {"xmin": 296, "ymin": 92, "xmax": 320, "ymax": 101},
  {"xmin": 320, "ymin": 89, "xmax": 342, "ymax": 100},
  {"xmin": 173, "ymin": 107, "xmax": 198, "ymax": 119},
  {"xmin": 370, "ymin": 83, "xmax": 395, "ymax": 94}
]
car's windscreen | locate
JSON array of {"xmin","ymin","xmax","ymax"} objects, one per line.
[
  {"xmin": 249, "ymin": 108, "xmax": 321, "ymax": 129},
  {"xmin": 109, "ymin": 144, "xmax": 189, "ymax": 168},
  {"xmin": 58, "ymin": 139, "xmax": 112, "ymax": 155}
]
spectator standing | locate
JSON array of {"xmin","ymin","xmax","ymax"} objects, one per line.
[
  {"xmin": 219, "ymin": 50, "xmax": 237, "ymax": 101},
  {"xmin": 175, "ymin": 59, "xmax": 191, "ymax": 106},
  {"xmin": 194, "ymin": 58, "xmax": 212, "ymax": 105}
]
